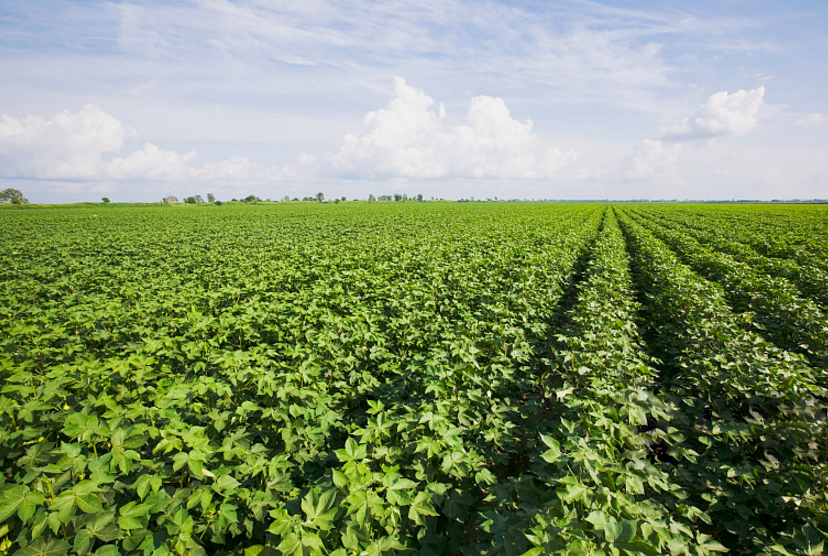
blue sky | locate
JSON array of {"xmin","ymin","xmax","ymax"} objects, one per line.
[{"xmin": 1, "ymin": 0, "xmax": 827, "ymax": 202}]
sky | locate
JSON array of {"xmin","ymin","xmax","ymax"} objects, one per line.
[{"xmin": 1, "ymin": 0, "xmax": 827, "ymax": 202}]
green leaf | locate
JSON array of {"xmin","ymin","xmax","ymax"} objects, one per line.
[
  {"xmin": 12, "ymin": 538, "xmax": 72, "ymax": 556},
  {"xmin": 86, "ymin": 512, "xmax": 119, "ymax": 542},
  {"xmin": 341, "ymin": 527, "xmax": 360, "ymax": 550},
  {"xmin": 276, "ymin": 533, "xmax": 301, "ymax": 555},
  {"xmin": 408, "ymin": 491, "xmax": 438, "ymax": 525},
  {"xmin": 93, "ymin": 546, "xmax": 122, "ymax": 556},
  {"xmin": 539, "ymin": 434, "xmax": 562, "ymax": 464},
  {"xmin": 50, "ymin": 492, "xmax": 77, "ymax": 523},
  {"xmin": 172, "ymin": 452, "xmax": 188, "ymax": 472},
  {"xmin": 134, "ymin": 475, "xmax": 151, "ymax": 499},
  {"xmin": 76, "ymin": 494, "xmax": 104, "ymax": 514},
  {"xmin": 559, "ymin": 480, "xmax": 588, "ymax": 503},
  {"xmin": 585, "ymin": 510, "xmax": 607, "ymax": 530},
  {"xmin": 215, "ymin": 474, "xmax": 241, "ymax": 491},
  {"xmin": 627, "ymin": 404, "xmax": 648, "ymax": 426},
  {"xmin": 74, "ymin": 530, "xmax": 93, "ymax": 556},
  {"xmin": 605, "ymin": 519, "xmax": 636, "ymax": 542},
  {"xmin": 388, "ymin": 478, "xmax": 418, "ymax": 491},
  {"xmin": 118, "ymin": 515, "xmax": 143, "ymax": 530},
  {"xmin": 474, "ymin": 468, "xmax": 496, "ymax": 485},
  {"xmin": 0, "ymin": 485, "xmax": 30, "ymax": 523},
  {"xmin": 332, "ymin": 469, "xmax": 348, "ymax": 488},
  {"xmin": 19, "ymin": 491, "xmax": 45, "ymax": 523},
  {"xmin": 626, "ymin": 475, "xmax": 645, "ymax": 496},
  {"xmin": 300, "ymin": 489, "xmax": 337, "ymax": 530},
  {"xmin": 188, "ymin": 457, "xmax": 204, "ymax": 479},
  {"xmin": 72, "ymin": 481, "xmax": 101, "ymax": 496}
]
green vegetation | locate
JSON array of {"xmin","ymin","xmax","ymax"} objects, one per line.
[
  {"xmin": 0, "ymin": 189, "xmax": 28, "ymax": 205},
  {"xmin": 0, "ymin": 202, "xmax": 826, "ymax": 555}
]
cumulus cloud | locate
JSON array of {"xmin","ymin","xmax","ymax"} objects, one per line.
[
  {"xmin": 0, "ymin": 105, "xmax": 140, "ymax": 179},
  {"xmin": 0, "ymin": 104, "xmax": 300, "ymax": 184},
  {"xmin": 328, "ymin": 77, "xmax": 575, "ymax": 179},
  {"xmin": 663, "ymin": 87, "xmax": 765, "ymax": 140},
  {"xmin": 625, "ymin": 139, "xmax": 682, "ymax": 180}
]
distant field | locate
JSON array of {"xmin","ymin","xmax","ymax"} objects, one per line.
[{"xmin": 1, "ymin": 202, "xmax": 826, "ymax": 555}]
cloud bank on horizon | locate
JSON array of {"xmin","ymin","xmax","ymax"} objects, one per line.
[
  {"xmin": 1, "ymin": 0, "xmax": 826, "ymax": 201},
  {"xmin": 0, "ymin": 104, "xmax": 303, "ymax": 185}
]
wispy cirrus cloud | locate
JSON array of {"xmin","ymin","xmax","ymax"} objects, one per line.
[{"xmin": 61, "ymin": 0, "xmax": 736, "ymax": 109}]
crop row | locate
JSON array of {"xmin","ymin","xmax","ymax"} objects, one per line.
[
  {"xmin": 622, "ymin": 208, "xmax": 828, "ymax": 372},
  {"xmin": 616, "ymin": 209, "xmax": 827, "ymax": 553},
  {"xmin": 480, "ymin": 211, "xmax": 700, "ymax": 554},
  {"xmin": 634, "ymin": 204, "xmax": 828, "ymax": 267},
  {"xmin": 636, "ymin": 208, "xmax": 828, "ymax": 310}
]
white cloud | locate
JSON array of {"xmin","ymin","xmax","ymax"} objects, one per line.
[
  {"xmin": 0, "ymin": 104, "xmax": 139, "ymax": 179},
  {"xmin": 0, "ymin": 104, "xmax": 301, "ymax": 185},
  {"xmin": 329, "ymin": 77, "xmax": 575, "ymax": 179},
  {"xmin": 663, "ymin": 87, "xmax": 765, "ymax": 140},
  {"xmin": 106, "ymin": 143, "xmax": 199, "ymax": 181},
  {"xmin": 625, "ymin": 139, "xmax": 682, "ymax": 180},
  {"xmin": 797, "ymin": 112, "xmax": 825, "ymax": 126}
]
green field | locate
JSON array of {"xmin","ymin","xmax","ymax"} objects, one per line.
[{"xmin": 1, "ymin": 202, "xmax": 826, "ymax": 556}]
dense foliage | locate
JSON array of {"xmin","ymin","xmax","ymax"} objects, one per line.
[{"xmin": 0, "ymin": 202, "xmax": 826, "ymax": 556}]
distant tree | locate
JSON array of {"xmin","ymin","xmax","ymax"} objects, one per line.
[
  {"xmin": 417, "ymin": 193, "xmax": 423, "ymax": 202},
  {"xmin": 207, "ymin": 193, "xmax": 216, "ymax": 203},
  {"xmin": 184, "ymin": 196, "xmax": 197, "ymax": 204},
  {"xmin": 368, "ymin": 194, "xmax": 376, "ymax": 202},
  {"xmin": 334, "ymin": 198, "xmax": 340, "ymax": 204},
  {"xmin": 194, "ymin": 195, "xmax": 204, "ymax": 203},
  {"xmin": 243, "ymin": 194, "xmax": 260, "ymax": 203},
  {"xmin": 163, "ymin": 195, "xmax": 178, "ymax": 204},
  {"xmin": 283, "ymin": 195, "xmax": 291, "ymax": 202},
  {"xmin": 231, "ymin": 198, "xmax": 238, "ymax": 202},
  {"xmin": 394, "ymin": 193, "xmax": 402, "ymax": 202},
  {"xmin": 341, "ymin": 196, "xmax": 346, "ymax": 202},
  {"xmin": 101, "ymin": 197, "xmax": 110, "ymax": 203},
  {"xmin": 292, "ymin": 197, "xmax": 299, "ymax": 201},
  {"xmin": 265, "ymin": 198, "xmax": 271, "ymax": 202},
  {"xmin": 215, "ymin": 201, "xmax": 222, "ymax": 206},
  {"xmin": 0, "ymin": 188, "xmax": 28, "ymax": 204},
  {"xmin": 316, "ymin": 192, "xmax": 325, "ymax": 203}
]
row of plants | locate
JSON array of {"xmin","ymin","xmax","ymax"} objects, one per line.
[
  {"xmin": 630, "ymin": 205, "xmax": 828, "ymax": 310},
  {"xmin": 478, "ymin": 211, "xmax": 708, "ymax": 554},
  {"xmin": 623, "ymin": 208, "xmax": 828, "ymax": 373},
  {"xmin": 616, "ymin": 209, "xmax": 827, "ymax": 554},
  {"xmin": 643, "ymin": 204, "xmax": 828, "ymax": 264}
]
